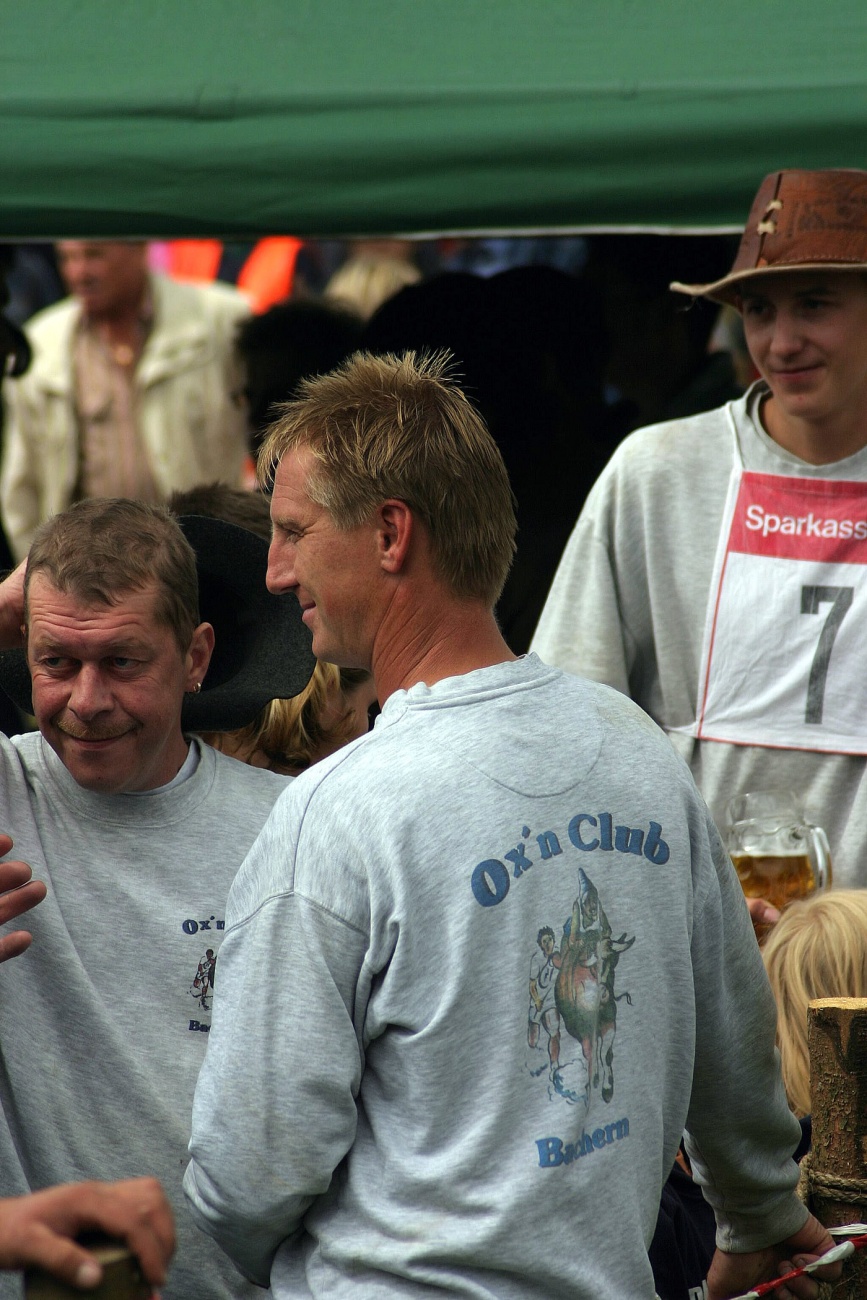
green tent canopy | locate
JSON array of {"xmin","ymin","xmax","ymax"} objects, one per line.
[{"xmin": 2, "ymin": 0, "xmax": 866, "ymax": 238}]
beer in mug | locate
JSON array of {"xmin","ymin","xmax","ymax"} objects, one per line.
[{"xmin": 725, "ymin": 791, "xmax": 831, "ymax": 939}]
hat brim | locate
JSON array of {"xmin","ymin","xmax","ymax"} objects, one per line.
[
  {"xmin": 671, "ymin": 261, "xmax": 867, "ymax": 309},
  {"xmin": 0, "ymin": 514, "xmax": 316, "ymax": 733}
]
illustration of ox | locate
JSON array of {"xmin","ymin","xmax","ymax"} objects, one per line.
[{"xmin": 555, "ymin": 869, "xmax": 634, "ymax": 1106}]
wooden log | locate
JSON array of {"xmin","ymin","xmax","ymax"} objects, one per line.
[{"xmin": 808, "ymin": 997, "xmax": 867, "ymax": 1299}]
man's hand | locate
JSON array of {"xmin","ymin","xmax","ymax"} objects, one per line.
[
  {"xmin": 706, "ymin": 1213, "xmax": 842, "ymax": 1299},
  {"xmin": 746, "ymin": 895, "xmax": 781, "ymax": 944},
  {"xmin": 0, "ymin": 834, "xmax": 46, "ymax": 962},
  {"xmin": 0, "ymin": 560, "xmax": 26, "ymax": 650},
  {"xmin": 0, "ymin": 1178, "xmax": 175, "ymax": 1288}
]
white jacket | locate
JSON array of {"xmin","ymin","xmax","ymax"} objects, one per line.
[{"xmin": 1, "ymin": 273, "xmax": 251, "ymax": 560}]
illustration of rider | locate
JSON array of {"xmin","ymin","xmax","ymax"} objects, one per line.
[
  {"xmin": 528, "ymin": 927, "xmax": 562, "ymax": 1067},
  {"xmin": 530, "ymin": 869, "xmax": 634, "ymax": 1108},
  {"xmin": 190, "ymin": 948, "xmax": 217, "ymax": 1012}
]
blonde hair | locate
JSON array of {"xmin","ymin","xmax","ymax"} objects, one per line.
[
  {"xmin": 203, "ymin": 661, "xmax": 369, "ymax": 775},
  {"xmin": 762, "ymin": 890, "xmax": 867, "ymax": 1116},
  {"xmin": 259, "ymin": 350, "xmax": 517, "ymax": 607},
  {"xmin": 324, "ymin": 254, "xmax": 421, "ymax": 320}
]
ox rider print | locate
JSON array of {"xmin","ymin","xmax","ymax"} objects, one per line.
[
  {"xmin": 527, "ymin": 869, "xmax": 634, "ymax": 1110},
  {"xmin": 468, "ymin": 814, "xmax": 647, "ymax": 1167},
  {"xmin": 191, "ymin": 948, "xmax": 217, "ymax": 1012},
  {"xmin": 183, "ymin": 911, "xmax": 225, "ymax": 1033}
]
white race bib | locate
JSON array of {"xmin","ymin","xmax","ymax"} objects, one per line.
[{"xmin": 685, "ymin": 468, "xmax": 867, "ymax": 754}]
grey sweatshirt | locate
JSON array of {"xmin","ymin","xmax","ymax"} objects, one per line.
[
  {"xmin": 532, "ymin": 384, "xmax": 867, "ymax": 886},
  {"xmin": 0, "ymin": 733, "xmax": 288, "ymax": 1300},
  {"xmin": 185, "ymin": 656, "xmax": 805, "ymax": 1299}
]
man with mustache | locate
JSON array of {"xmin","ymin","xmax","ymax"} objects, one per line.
[
  {"xmin": 0, "ymin": 497, "xmax": 290, "ymax": 1300},
  {"xmin": 0, "ymin": 249, "xmax": 176, "ymax": 1298}
]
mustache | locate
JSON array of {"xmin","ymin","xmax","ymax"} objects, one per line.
[{"xmin": 54, "ymin": 717, "xmax": 132, "ymax": 741}]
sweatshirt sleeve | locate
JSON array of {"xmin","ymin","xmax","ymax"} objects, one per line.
[
  {"xmin": 530, "ymin": 469, "xmax": 637, "ymax": 694},
  {"xmin": 184, "ymin": 812, "xmax": 369, "ymax": 1285},
  {"xmin": 682, "ymin": 799, "xmax": 808, "ymax": 1252}
]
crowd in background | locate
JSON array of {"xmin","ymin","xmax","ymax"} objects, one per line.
[
  {"xmin": 2, "ymin": 209, "xmax": 858, "ymax": 1300},
  {"xmin": 0, "ymin": 229, "xmax": 749, "ymax": 664}
]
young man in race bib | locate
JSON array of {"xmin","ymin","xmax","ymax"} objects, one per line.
[{"xmin": 532, "ymin": 169, "xmax": 867, "ymax": 890}]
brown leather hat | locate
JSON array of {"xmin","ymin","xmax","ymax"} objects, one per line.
[{"xmin": 671, "ymin": 169, "xmax": 867, "ymax": 307}]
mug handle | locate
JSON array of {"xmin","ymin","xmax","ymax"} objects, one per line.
[{"xmin": 806, "ymin": 822, "xmax": 832, "ymax": 890}]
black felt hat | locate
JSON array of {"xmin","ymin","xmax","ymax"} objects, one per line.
[{"xmin": 0, "ymin": 514, "xmax": 316, "ymax": 732}]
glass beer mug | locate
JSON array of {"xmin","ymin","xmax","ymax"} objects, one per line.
[{"xmin": 725, "ymin": 790, "xmax": 832, "ymax": 916}]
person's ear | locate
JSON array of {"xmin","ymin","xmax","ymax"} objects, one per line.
[
  {"xmin": 377, "ymin": 500, "xmax": 413, "ymax": 574},
  {"xmin": 186, "ymin": 622, "xmax": 215, "ymax": 691}
]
